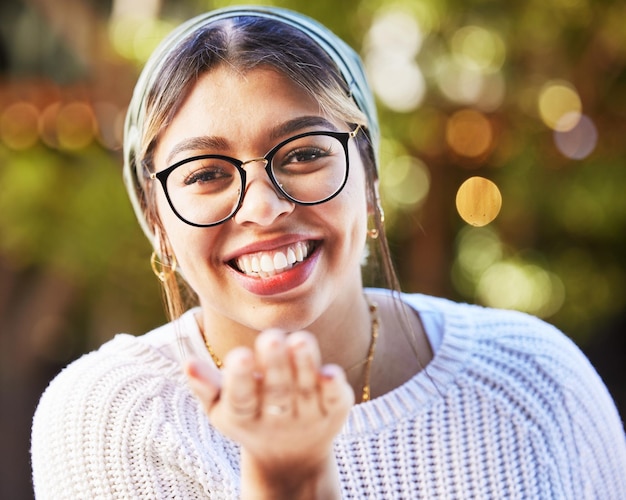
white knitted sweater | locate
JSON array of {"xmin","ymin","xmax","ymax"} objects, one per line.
[{"xmin": 31, "ymin": 292, "xmax": 626, "ymax": 499}]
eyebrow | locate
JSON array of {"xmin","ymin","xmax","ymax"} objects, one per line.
[{"xmin": 165, "ymin": 115, "xmax": 339, "ymax": 166}]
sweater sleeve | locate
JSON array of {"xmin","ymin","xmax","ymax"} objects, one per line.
[
  {"xmin": 496, "ymin": 314, "xmax": 626, "ymax": 499},
  {"xmin": 31, "ymin": 334, "xmax": 240, "ymax": 499},
  {"xmin": 551, "ymin": 328, "xmax": 626, "ymax": 499}
]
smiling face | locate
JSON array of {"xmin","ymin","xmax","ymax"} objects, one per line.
[{"xmin": 152, "ymin": 65, "xmax": 369, "ymax": 337}]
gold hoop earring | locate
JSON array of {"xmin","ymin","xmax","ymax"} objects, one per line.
[
  {"xmin": 367, "ymin": 206, "xmax": 385, "ymax": 240},
  {"xmin": 150, "ymin": 252, "xmax": 177, "ymax": 282}
]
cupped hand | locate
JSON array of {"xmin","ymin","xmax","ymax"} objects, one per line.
[{"xmin": 185, "ymin": 329, "xmax": 354, "ymax": 497}]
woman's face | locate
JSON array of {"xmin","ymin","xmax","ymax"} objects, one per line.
[{"xmin": 152, "ymin": 65, "xmax": 369, "ymax": 332}]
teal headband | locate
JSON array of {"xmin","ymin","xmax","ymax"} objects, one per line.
[{"xmin": 123, "ymin": 5, "xmax": 379, "ymax": 244}]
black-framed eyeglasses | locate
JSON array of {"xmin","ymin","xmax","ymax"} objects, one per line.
[{"xmin": 149, "ymin": 125, "xmax": 361, "ymax": 227}]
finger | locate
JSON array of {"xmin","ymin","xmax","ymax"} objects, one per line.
[
  {"xmin": 220, "ymin": 347, "xmax": 259, "ymax": 420},
  {"xmin": 286, "ymin": 331, "xmax": 321, "ymax": 415},
  {"xmin": 185, "ymin": 358, "xmax": 222, "ymax": 414},
  {"xmin": 319, "ymin": 364, "xmax": 354, "ymax": 417},
  {"xmin": 256, "ymin": 330, "xmax": 294, "ymax": 417}
]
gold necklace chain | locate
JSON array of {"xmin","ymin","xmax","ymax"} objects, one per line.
[
  {"xmin": 359, "ymin": 301, "xmax": 379, "ymax": 403},
  {"xmin": 201, "ymin": 301, "xmax": 379, "ymax": 403},
  {"xmin": 204, "ymin": 341, "xmax": 223, "ymax": 369}
]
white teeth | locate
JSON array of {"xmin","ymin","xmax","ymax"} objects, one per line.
[
  {"xmin": 234, "ymin": 242, "xmax": 313, "ymax": 277},
  {"xmin": 251, "ymin": 256, "xmax": 260, "ymax": 273},
  {"xmin": 287, "ymin": 248, "xmax": 296, "ymax": 265},
  {"xmin": 295, "ymin": 244, "xmax": 304, "ymax": 262},
  {"xmin": 273, "ymin": 251, "xmax": 288, "ymax": 270},
  {"xmin": 260, "ymin": 254, "xmax": 274, "ymax": 273},
  {"xmin": 240, "ymin": 256, "xmax": 252, "ymax": 274}
]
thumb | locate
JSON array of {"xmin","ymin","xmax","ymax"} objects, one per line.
[{"xmin": 185, "ymin": 357, "xmax": 222, "ymax": 413}]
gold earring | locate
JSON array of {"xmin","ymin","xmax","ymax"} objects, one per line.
[
  {"xmin": 150, "ymin": 252, "xmax": 177, "ymax": 282},
  {"xmin": 367, "ymin": 205, "xmax": 385, "ymax": 240}
]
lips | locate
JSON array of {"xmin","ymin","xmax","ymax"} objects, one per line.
[
  {"xmin": 230, "ymin": 241, "xmax": 314, "ymax": 278},
  {"xmin": 226, "ymin": 239, "xmax": 320, "ymax": 296}
]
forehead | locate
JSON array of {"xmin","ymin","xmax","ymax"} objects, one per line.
[
  {"xmin": 179, "ymin": 65, "xmax": 320, "ymax": 124},
  {"xmin": 154, "ymin": 65, "xmax": 336, "ymax": 164}
]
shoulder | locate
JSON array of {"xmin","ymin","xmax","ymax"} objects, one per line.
[
  {"xmin": 402, "ymin": 290, "xmax": 584, "ymax": 362},
  {"xmin": 373, "ymin": 289, "xmax": 614, "ymax": 386},
  {"xmin": 31, "ymin": 326, "xmax": 189, "ymax": 454},
  {"xmin": 33, "ymin": 318, "xmax": 191, "ymax": 431},
  {"xmin": 395, "ymin": 290, "xmax": 623, "ymax": 432},
  {"xmin": 407, "ymin": 292, "xmax": 626, "ymax": 484},
  {"xmin": 39, "ymin": 323, "xmax": 184, "ymax": 396},
  {"xmin": 31, "ymin": 321, "xmax": 203, "ymax": 498},
  {"xmin": 358, "ymin": 291, "xmax": 626, "ymax": 497},
  {"xmin": 35, "ymin": 307, "xmax": 200, "ymax": 397}
]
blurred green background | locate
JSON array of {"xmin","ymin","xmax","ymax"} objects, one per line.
[{"xmin": 1, "ymin": 0, "xmax": 625, "ymax": 497}]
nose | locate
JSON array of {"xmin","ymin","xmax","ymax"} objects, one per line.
[{"xmin": 232, "ymin": 159, "xmax": 295, "ymax": 226}]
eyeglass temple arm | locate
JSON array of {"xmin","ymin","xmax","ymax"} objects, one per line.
[{"xmin": 350, "ymin": 124, "xmax": 362, "ymax": 138}]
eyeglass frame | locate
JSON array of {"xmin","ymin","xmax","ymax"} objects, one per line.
[{"xmin": 148, "ymin": 124, "xmax": 362, "ymax": 227}]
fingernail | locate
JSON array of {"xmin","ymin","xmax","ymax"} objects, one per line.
[
  {"xmin": 293, "ymin": 338, "xmax": 309, "ymax": 351},
  {"xmin": 186, "ymin": 359, "xmax": 210, "ymax": 381},
  {"xmin": 227, "ymin": 348, "xmax": 253, "ymax": 370},
  {"xmin": 258, "ymin": 329, "xmax": 285, "ymax": 348},
  {"xmin": 320, "ymin": 364, "xmax": 341, "ymax": 380}
]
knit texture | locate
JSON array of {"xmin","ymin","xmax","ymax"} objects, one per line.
[{"xmin": 31, "ymin": 292, "xmax": 626, "ymax": 499}]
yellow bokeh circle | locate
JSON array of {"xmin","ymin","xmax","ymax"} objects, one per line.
[
  {"xmin": 538, "ymin": 81, "xmax": 582, "ymax": 131},
  {"xmin": 456, "ymin": 176, "xmax": 502, "ymax": 226}
]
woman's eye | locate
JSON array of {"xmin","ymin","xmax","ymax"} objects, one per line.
[
  {"xmin": 284, "ymin": 147, "xmax": 328, "ymax": 163},
  {"xmin": 183, "ymin": 165, "xmax": 231, "ymax": 185}
]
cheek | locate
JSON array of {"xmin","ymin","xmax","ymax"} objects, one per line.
[
  {"xmin": 155, "ymin": 195, "xmax": 181, "ymax": 245},
  {"xmin": 325, "ymin": 169, "xmax": 369, "ymax": 250},
  {"xmin": 342, "ymin": 165, "xmax": 370, "ymax": 225},
  {"xmin": 155, "ymin": 193, "xmax": 206, "ymax": 263}
]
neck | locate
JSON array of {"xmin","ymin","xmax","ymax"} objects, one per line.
[
  {"xmin": 307, "ymin": 291, "xmax": 373, "ymax": 375},
  {"xmin": 197, "ymin": 288, "xmax": 374, "ymax": 397}
]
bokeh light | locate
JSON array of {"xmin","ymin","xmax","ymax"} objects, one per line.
[
  {"xmin": 380, "ymin": 155, "xmax": 430, "ymax": 211},
  {"xmin": 367, "ymin": 8, "xmax": 424, "ymax": 57},
  {"xmin": 453, "ymin": 226, "xmax": 503, "ymax": 294},
  {"xmin": 446, "ymin": 109, "xmax": 493, "ymax": 159},
  {"xmin": 455, "ymin": 176, "xmax": 502, "ymax": 226},
  {"xmin": 56, "ymin": 102, "xmax": 97, "ymax": 150},
  {"xmin": 435, "ymin": 57, "xmax": 506, "ymax": 110},
  {"xmin": 109, "ymin": 16, "xmax": 174, "ymax": 63},
  {"xmin": 451, "ymin": 25, "xmax": 506, "ymax": 73},
  {"xmin": 0, "ymin": 102, "xmax": 40, "ymax": 150},
  {"xmin": 538, "ymin": 80, "xmax": 582, "ymax": 131},
  {"xmin": 476, "ymin": 260, "xmax": 565, "ymax": 317},
  {"xmin": 554, "ymin": 113, "xmax": 598, "ymax": 160},
  {"xmin": 453, "ymin": 227, "xmax": 566, "ymax": 318},
  {"xmin": 365, "ymin": 8, "xmax": 426, "ymax": 112},
  {"xmin": 133, "ymin": 19, "xmax": 176, "ymax": 62},
  {"xmin": 433, "ymin": 24, "xmax": 507, "ymax": 111},
  {"xmin": 93, "ymin": 102, "xmax": 124, "ymax": 151},
  {"xmin": 109, "ymin": 17, "xmax": 139, "ymax": 60},
  {"xmin": 38, "ymin": 102, "xmax": 61, "ymax": 149}
]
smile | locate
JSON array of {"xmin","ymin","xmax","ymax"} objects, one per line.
[{"xmin": 231, "ymin": 241, "xmax": 317, "ymax": 278}]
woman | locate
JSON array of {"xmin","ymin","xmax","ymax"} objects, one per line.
[{"xmin": 31, "ymin": 6, "xmax": 626, "ymax": 499}]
